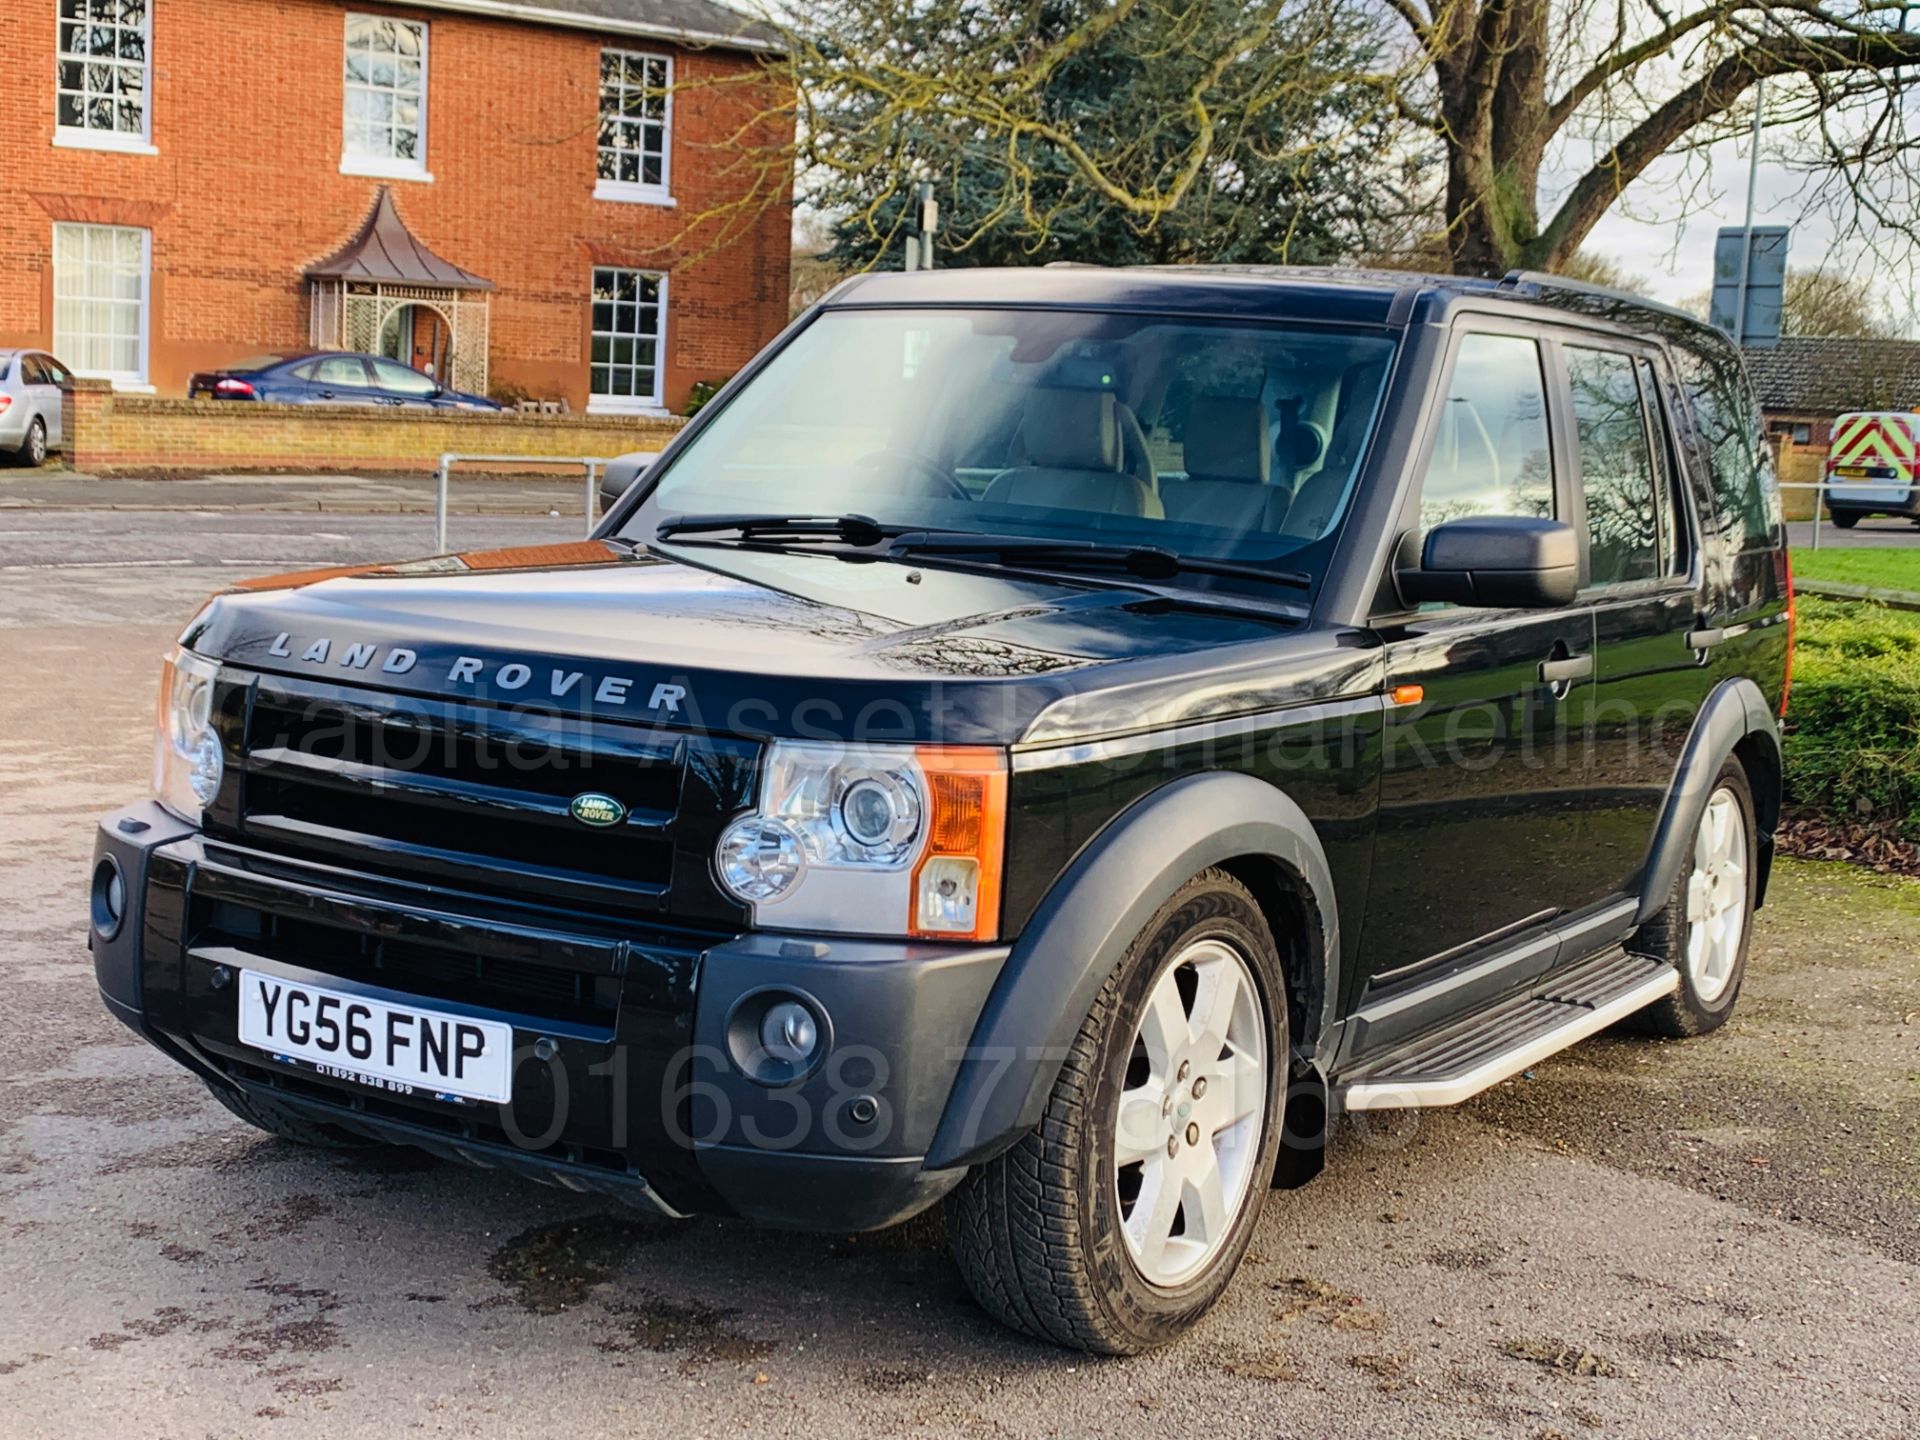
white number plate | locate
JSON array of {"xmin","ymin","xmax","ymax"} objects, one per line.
[{"xmin": 237, "ymin": 969, "xmax": 513, "ymax": 1104}]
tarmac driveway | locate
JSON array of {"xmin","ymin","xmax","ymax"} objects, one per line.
[{"xmin": 1, "ymin": 512, "xmax": 1915, "ymax": 1439}]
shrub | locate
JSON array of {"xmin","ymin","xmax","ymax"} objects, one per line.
[
  {"xmin": 487, "ymin": 378, "xmax": 537, "ymax": 408},
  {"xmin": 1783, "ymin": 598, "xmax": 1920, "ymax": 835},
  {"xmin": 684, "ymin": 377, "xmax": 732, "ymax": 418}
]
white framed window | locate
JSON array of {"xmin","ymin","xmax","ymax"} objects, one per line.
[
  {"xmin": 594, "ymin": 50, "xmax": 672, "ymax": 205},
  {"xmin": 342, "ymin": 13, "xmax": 429, "ymax": 180},
  {"xmin": 589, "ymin": 268, "xmax": 667, "ymax": 412},
  {"xmin": 55, "ymin": 0, "xmax": 154, "ymax": 153},
  {"xmin": 52, "ymin": 222, "xmax": 150, "ymax": 386}
]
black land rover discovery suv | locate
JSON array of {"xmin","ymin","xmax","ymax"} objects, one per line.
[{"xmin": 92, "ymin": 266, "xmax": 1792, "ymax": 1354}]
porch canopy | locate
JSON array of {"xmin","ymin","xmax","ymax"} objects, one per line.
[{"xmin": 306, "ymin": 187, "xmax": 494, "ymax": 394}]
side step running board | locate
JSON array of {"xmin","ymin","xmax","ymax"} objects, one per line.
[{"xmin": 1337, "ymin": 949, "xmax": 1678, "ymax": 1112}]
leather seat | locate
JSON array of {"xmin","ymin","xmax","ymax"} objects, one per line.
[
  {"xmin": 1283, "ymin": 360, "xmax": 1387, "ymax": 539},
  {"xmin": 1160, "ymin": 395, "xmax": 1290, "ymax": 533},
  {"xmin": 984, "ymin": 390, "xmax": 1158, "ymax": 517}
]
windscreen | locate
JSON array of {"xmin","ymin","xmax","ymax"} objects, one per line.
[{"xmin": 626, "ymin": 308, "xmax": 1397, "ymax": 568}]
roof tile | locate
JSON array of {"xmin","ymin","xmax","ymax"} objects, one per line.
[{"xmin": 1742, "ymin": 336, "xmax": 1920, "ymax": 415}]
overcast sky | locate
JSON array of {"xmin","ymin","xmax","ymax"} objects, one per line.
[{"xmin": 1566, "ymin": 128, "xmax": 1918, "ymax": 336}]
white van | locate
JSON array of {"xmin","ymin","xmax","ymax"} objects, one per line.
[{"xmin": 1825, "ymin": 411, "xmax": 1920, "ymax": 527}]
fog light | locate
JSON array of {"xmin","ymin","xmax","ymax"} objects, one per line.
[
  {"xmin": 91, "ymin": 856, "xmax": 127, "ymax": 941},
  {"xmin": 724, "ymin": 989, "xmax": 832, "ymax": 1086},
  {"xmin": 759, "ymin": 1001, "xmax": 818, "ymax": 1066},
  {"xmin": 716, "ymin": 817, "xmax": 804, "ymax": 903}
]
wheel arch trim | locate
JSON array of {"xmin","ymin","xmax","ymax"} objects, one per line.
[
  {"xmin": 1635, "ymin": 676, "xmax": 1782, "ymax": 927},
  {"xmin": 923, "ymin": 770, "xmax": 1340, "ymax": 1171}
]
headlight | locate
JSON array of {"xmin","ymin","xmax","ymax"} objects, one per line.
[
  {"xmin": 716, "ymin": 743, "xmax": 1006, "ymax": 941},
  {"xmin": 152, "ymin": 648, "xmax": 223, "ymax": 824}
]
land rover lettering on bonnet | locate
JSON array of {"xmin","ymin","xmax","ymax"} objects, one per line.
[
  {"xmin": 261, "ymin": 631, "xmax": 689, "ymax": 712},
  {"xmin": 91, "ymin": 265, "xmax": 1791, "ymax": 1356}
]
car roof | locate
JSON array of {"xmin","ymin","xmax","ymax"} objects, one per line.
[
  {"xmin": 818, "ymin": 264, "xmax": 1718, "ymax": 343},
  {"xmin": 219, "ymin": 351, "xmax": 324, "ymax": 372}
]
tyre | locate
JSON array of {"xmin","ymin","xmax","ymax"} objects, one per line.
[
  {"xmin": 15, "ymin": 418, "xmax": 48, "ymax": 468},
  {"xmin": 1628, "ymin": 759, "xmax": 1757, "ymax": 1037},
  {"xmin": 1828, "ymin": 510, "xmax": 1860, "ymax": 529},
  {"xmin": 206, "ymin": 1081, "xmax": 376, "ymax": 1148},
  {"xmin": 947, "ymin": 869, "xmax": 1288, "ymax": 1353}
]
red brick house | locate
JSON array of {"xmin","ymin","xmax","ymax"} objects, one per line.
[{"xmin": 0, "ymin": 0, "xmax": 793, "ymax": 413}]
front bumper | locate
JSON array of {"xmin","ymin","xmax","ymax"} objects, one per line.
[{"xmin": 91, "ymin": 802, "xmax": 1008, "ymax": 1230}]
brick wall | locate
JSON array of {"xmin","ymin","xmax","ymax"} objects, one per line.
[
  {"xmin": 1763, "ymin": 409, "xmax": 1837, "ymax": 520},
  {"xmin": 66, "ymin": 379, "xmax": 681, "ymax": 472},
  {"xmin": 0, "ymin": 0, "xmax": 793, "ymax": 408}
]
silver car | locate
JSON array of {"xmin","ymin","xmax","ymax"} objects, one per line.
[{"xmin": 0, "ymin": 350, "xmax": 72, "ymax": 467}]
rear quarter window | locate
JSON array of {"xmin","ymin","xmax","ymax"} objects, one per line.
[{"xmin": 1672, "ymin": 338, "xmax": 1780, "ymax": 548}]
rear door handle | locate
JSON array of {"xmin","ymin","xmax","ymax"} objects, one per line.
[{"xmin": 1538, "ymin": 653, "xmax": 1593, "ymax": 685}]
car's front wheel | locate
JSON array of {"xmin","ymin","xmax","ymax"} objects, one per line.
[{"xmin": 947, "ymin": 869, "xmax": 1287, "ymax": 1353}]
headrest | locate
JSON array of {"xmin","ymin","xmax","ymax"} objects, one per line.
[
  {"xmin": 1290, "ymin": 421, "xmax": 1328, "ymax": 470},
  {"xmin": 1023, "ymin": 389, "xmax": 1121, "ymax": 472},
  {"xmin": 1184, "ymin": 396, "xmax": 1270, "ymax": 485}
]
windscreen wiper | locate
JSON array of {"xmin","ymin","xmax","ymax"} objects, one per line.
[
  {"xmin": 651, "ymin": 516, "xmax": 1313, "ymax": 594},
  {"xmin": 653, "ymin": 513, "xmax": 909, "ymax": 547},
  {"xmin": 883, "ymin": 534, "xmax": 1314, "ymax": 590}
]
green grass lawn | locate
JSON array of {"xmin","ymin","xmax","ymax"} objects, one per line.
[{"xmin": 1792, "ymin": 546, "xmax": 1920, "ymax": 593}]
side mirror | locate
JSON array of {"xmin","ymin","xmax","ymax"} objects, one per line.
[
  {"xmin": 599, "ymin": 452, "xmax": 656, "ymax": 513},
  {"xmin": 1396, "ymin": 516, "xmax": 1578, "ymax": 608}
]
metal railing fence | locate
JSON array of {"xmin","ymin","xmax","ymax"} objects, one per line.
[{"xmin": 433, "ymin": 452, "xmax": 612, "ymax": 554}]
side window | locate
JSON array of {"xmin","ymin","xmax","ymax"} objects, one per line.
[
  {"xmin": 1566, "ymin": 346, "xmax": 1659, "ymax": 586},
  {"xmin": 1673, "ymin": 339, "xmax": 1775, "ymax": 546},
  {"xmin": 19, "ymin": 356, "xmax": 47, "ymax": 385},
  {"xmin": 41, "ymin": 356, "xmax": 73, "ymax": 386},
  {"xmin": 369, "ymin": 358, "xmax": 439, "ymax": 396},
  {"xmin": 313, "ymin": 357, "xmax": 372, "ymax": 388},
  {"xmin": 1636, "ymin": 358, "xmax": 1689, "ymax": 577},
  {"xmin": 1417, "ymin": 333, "xmax": 1554, "ymax": 530}
]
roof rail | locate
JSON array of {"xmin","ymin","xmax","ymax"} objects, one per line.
[{"xmin": 1501, "ymin": 268, "xmax": 1706, "ymax": 325}]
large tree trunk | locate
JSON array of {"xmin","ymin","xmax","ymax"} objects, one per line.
[
  {"xmin": 1445, "ymin": 149, "xmax": 1541, "ymax": 276},
  {"xmin": 1436, "ymin": 0, "xmax": 1560, "ymax": 275}
]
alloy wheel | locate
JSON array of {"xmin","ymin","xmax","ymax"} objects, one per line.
[
  {"xmin": 1113, "ymin": 938, "xmax": 1267, "ymax": 1288},
  {"xmin": 1684, "ymin": 786, "xmax": 1748, "ymax": 1003}
]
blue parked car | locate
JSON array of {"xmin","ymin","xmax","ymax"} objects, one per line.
[{"xmin": 188, "ymin": 352, "xmax": 502, "ymax": 411}]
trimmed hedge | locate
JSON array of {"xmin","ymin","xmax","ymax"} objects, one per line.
[{"xmin": 1784, "ymin": 598, "xmax": 1920, "ymax": 837}]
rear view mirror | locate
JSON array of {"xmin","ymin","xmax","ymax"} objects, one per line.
[
  {"xmin": 1396, "ymin": 516, "xmax": 1578, "ymax": 608},
  {"xmin": 599, "ymin": 452, "xmax": 656, "ymax": 513}
]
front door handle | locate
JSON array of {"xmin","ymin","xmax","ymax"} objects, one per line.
[{"xmin": 1539, "ymin": 653, "xmax": 1593, "ymax": 686}]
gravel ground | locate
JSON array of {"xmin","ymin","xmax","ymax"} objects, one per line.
[{"xmin": 0, "ymin": 511, "xmax": 1915, "ymax": 1439}]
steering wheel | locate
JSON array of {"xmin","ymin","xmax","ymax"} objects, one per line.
[{"xmin": 853, "ymin": 450, "xmax": 972, "ymax": 502}]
